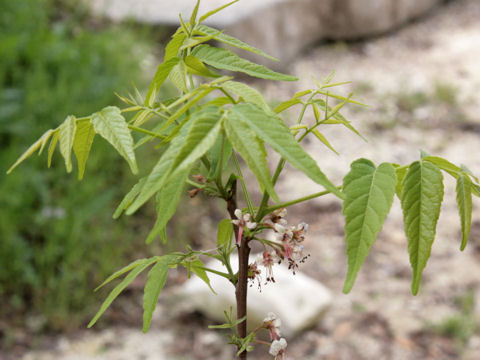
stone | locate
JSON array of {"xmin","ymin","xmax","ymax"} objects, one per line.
[
  {"xmin": 89, "ymin": 0, "xmax": 445, "ymax": 67},
  {"xmin": 177, "ymin": 254, "xmax": 332, "ymax": 337}
]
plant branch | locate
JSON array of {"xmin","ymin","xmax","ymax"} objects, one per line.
[
  {"xmin": 265, "ymin": 186, "xmax": 341, "ymax": 213},
  {"xmin": 128, "ymin": 125, "xmax": 166, "ymax": 139},
  {"xmin": 225, "ymin": 180, "xmax": 250, "ymax": 359},
  {"xmin": 232, "ymin": 152, "xmax": 255, "ymax": 215},
  {"xmin": 198, "ymin": 266, "xmax": 232, "ymax": 281},
  {"xmin": 255, "ymin": 92, "xmax": 318, "ymax": 222}
]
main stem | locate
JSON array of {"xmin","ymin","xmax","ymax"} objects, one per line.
[
  {"xmin": 226, "ymin": 179, "xmax": 249, "ymax": 359},
  {"xmin": 236, "ymin": 236, "xmax": 250, "ymax": 359}
]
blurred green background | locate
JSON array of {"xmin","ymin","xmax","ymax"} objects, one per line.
[{"xmin": 0, "ymin": 0, "xmax": 165, "ymax": 334}]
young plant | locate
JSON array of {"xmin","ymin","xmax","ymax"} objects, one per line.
[{"xmin": 8, "ymin": 1, "xmax": 480, "ymax": 358}]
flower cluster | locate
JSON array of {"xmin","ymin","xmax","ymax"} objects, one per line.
[
  {"xmin": 263, "ymin": 313, "xmax": 287, "ymax": 359},
  {"xmin": 232, "ymin": 209, "xmax": 257, "ymax": 245},
  {"xmin": 258, "ymin": 208, "xmax": 310, "ymax": 281},
  {"xmin": 247, "ymin": 262, "xmax": 262, "ymax": 289}
]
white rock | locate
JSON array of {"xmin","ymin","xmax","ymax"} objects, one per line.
[
  {"xmin": 178, "ymin": 254, "xmax": 332, "ymax": 337},
  {"xmin": 89, "ymin": 0, "xmax": 444, "ymax": 66}
]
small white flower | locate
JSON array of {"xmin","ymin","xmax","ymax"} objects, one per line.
[
  {"xmin": 264, "ymin": 208, "xmax": 288, "ymax": 227},
  {"xmin": 274, "ymin": 208, "xmax": 287, "ymax": 218},
  {"xmin": 232, "ymin": 209, "xmax": 257, "ymax": 229},
  {"xmin": 234, "ymin": 208, "xmax": 242, "ymax": 218},
  {"xmin": 269, "ymin": 338, "xmax": 287, "ymax": 358},
  {"xmin": 296, "ymin": 222, "xmax": 308, "ymax": 232},
  {"xmin": 263, "ymin": 312, "xmax": 277, "ymax": 322},
  {"xmin": 232, "ymin": 209, "xmax": 257, "ymax": 244},
  {"xmin": 263, "ymin": 312, "xmax": 282, "ymax": 339},
  {"xmin": 246, "ymin": 220, "xmax": 257, "ymax": 229},
  {"xmin": 291, "ymin": 222, "xmax": 308, "ymax": 242},
  {"xmin": 292, "ymin": 244, "xmax": 305, "ymax": 260},
  {"xmin": 257, "ymin": 251, "xmax": 278, "ymax": 283},
  {"xmin": 273, "ymin": 223, "xmax": 293, "ymax": 241}
]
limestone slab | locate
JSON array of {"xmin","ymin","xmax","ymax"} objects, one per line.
[
  {"xmin": 178, "ymin": 254, "xmax": 332, "ymax": 337},
  {"xmin": 89, "ymin": 0, "xmax": 445, "ymax": 67}
]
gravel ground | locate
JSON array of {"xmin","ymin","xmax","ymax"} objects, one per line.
[{"xmin": 18, "ymin": 0, "xmax": 480, "ymax": 359}]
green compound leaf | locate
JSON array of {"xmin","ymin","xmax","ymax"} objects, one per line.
[
  {"xmin": 188, "ymin": 258, "xmax": 215, "ymax": 293},
  {"xmin": 198, "ymin": 0, "xmax": 239, "ymax": 23},
  {"xmin": 217, "ymin": 218, "xmax": 234, "ymax": 249},
  {"xmin": 88, "ymin": 257, "xmax": 159, "ymax": 328},
  {"xmin": 208, "ymin": 133, "xmax": 233, "ymax": 181},
  {"xmin": 142, "ymin": 255, "xmax": 177, "ymax": 333},
  {"xmin": 456, "ymin": 172, "xmax": 473, "ymax": 251},
  {"xmin": 94, "ymin": 258, "xmax": 150, "ymax": 291},
  {"xmin": 47, "ymin": 131, "xmax": 59, "ymax": 168},
  {"xmin": 59, "ymin": 115, "xmax": 77, "ymax": 173},
  {"xmin": 224, "ymin": 114, "xmax": 278, "ymax": 202},
  {"xmin": 145, "ymin": 57, "xmax": 180, "ymax": 107},
  {"xmin": 424, "ymin": 156, "xmax": 461, "ymax": 178},
  {"xmin": 164, "ymin": 32, "xmax": 187, "ymax": 62},
  {"xmin": 221, "ymin": 80, "xmax": 271, "ymax": 112},
  {"xmin": 342, "ymin": 159, "xmax": 396, "ymax": 293},
  {"xmin": 73, "ymin": 121, "xmax": 95, "ymax": 180},
  {"xmin": 91, "ymin": 106, "xmax": 138, "ymax": 174},
  {"xmin": 180, "ymin": 31, "xmax": 223, "ymax": 52},
  {"xmin": 230, "ymin": 103, "xmax": 343, "ymax": 199},
  {"xmin": 401, "ymin": 160, "xmax": 444, "ymax": 295},
  {"xmin": 189, "ymin": 0, "xmax": 201, "ymax": 26},
  {"xmin": 113, "ymin": 177, "xmax": 147, "ymax": 219},
  {"xmin": 195, "ymin": 24, "xmax": 277, "ymax": 62},
  {"xmin": 394, "ymin": 165, "xmax": 408, "ymax": 199},
  {"xmin": 191, "ymin": 44, "xmax": 296, "ymax": 81},
  {"xmin": 7, "ymin": 129, "xmax": 54, "ymax": 174},
  {"xmin": 184, "ymin": 55, "xmax": 219, "ymax": 78},
  {"xmin": 169, "ymin": 60, "xmax": 188, "ymax": 93},
  {"xmin": 311, "ymin": 128, "xmax": 338, "ymax": 155},
  {"xmin": 146, "ymin": 169, "xmax": 189, "ymax": 244},
  {"xmin": 170, "ymin": 107, "xmax": 222, "ymax": 177},
  {"xmin": 274, "ymin": 98, "xmax": 302, "ymax": 114},
  {"xmin": 126, "ymin": 123, "xmax": 192, "ymax": 215}
]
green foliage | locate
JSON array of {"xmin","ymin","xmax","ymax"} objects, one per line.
[
  {"xmin": 430, "ymin": 290, "xmax": 477, "ymax": 347},
  {"xmin": 171, "ymin": 107, "xmax": 222, "ymax": 175},
  {"xmin": 142, "ymin": 255, "xmax": 177, "ymax": 332},
  {"xmin": 401, "ymin": 160, "xmax": 444, "ymax": 295},
  {"xmin": 91, "ymin": 106, "xmax": 138, "ymax": 174},
  {"xmin": 7, "ymin": 1, "xmax": 480, "ymax": 357},
  {"xmin": 456, "ymin": 172, "xmax": 473, "ymax": 250},
  {"xmin": 342, "ymin": 159, "xmax": 396, "ymax": 293},
  {"xmin": 88, "ymin": 257, "xmax": 160, "ymax": 328},
  {"xmin": 73, "ymin": 121, "xmax": 95, "ymax": 180},
  {"xmin": 191, "ymin": 45, "xmax": 296, "ymax": 81},
  {"xmin": 433, "ymin": 80, "xmax": 458, "ymax": 106},
  {"xmin": 126, "ymin": 122, "xmax": 192, "ymax": 214},
  {"xmin": 223, "ymin": 115, "xmax": 277, "ymax": 201},
  {"xmin": 0, "ymin": 0, "xmax": 153, "ymax": 329},
  {"xmin": 217, "ymin": 219, "xmax": 234, "ymax": 249}
]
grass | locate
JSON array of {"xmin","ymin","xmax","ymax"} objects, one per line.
[
  {"xmin": 429, "ymin": 290, "xmax": 477, "ymax": 347},
  {"xmin": 0, "ymin": 0, "xmax": 161, "ymax": 332}
]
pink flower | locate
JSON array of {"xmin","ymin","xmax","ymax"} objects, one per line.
[
  {"xmin": 257, "ymin": 251, "xmax": 278, "ymax": 283},
  {"xmin": 263, "ymin": 312, "xmax": 282, "ymax": 340}
]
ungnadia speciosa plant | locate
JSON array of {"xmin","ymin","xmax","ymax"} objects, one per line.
[{"xmin": 8, "ymin": 1, "xmax": 480, "ymax": 358}]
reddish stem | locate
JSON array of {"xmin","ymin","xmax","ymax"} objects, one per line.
[{"xmin": 226, "ymin": 180, "xmax": 250, "ymax": 359}]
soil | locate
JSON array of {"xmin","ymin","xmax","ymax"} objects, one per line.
[{"xmin": 11, "ymin": 0, "xmax": 480, "ymax": 359}]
